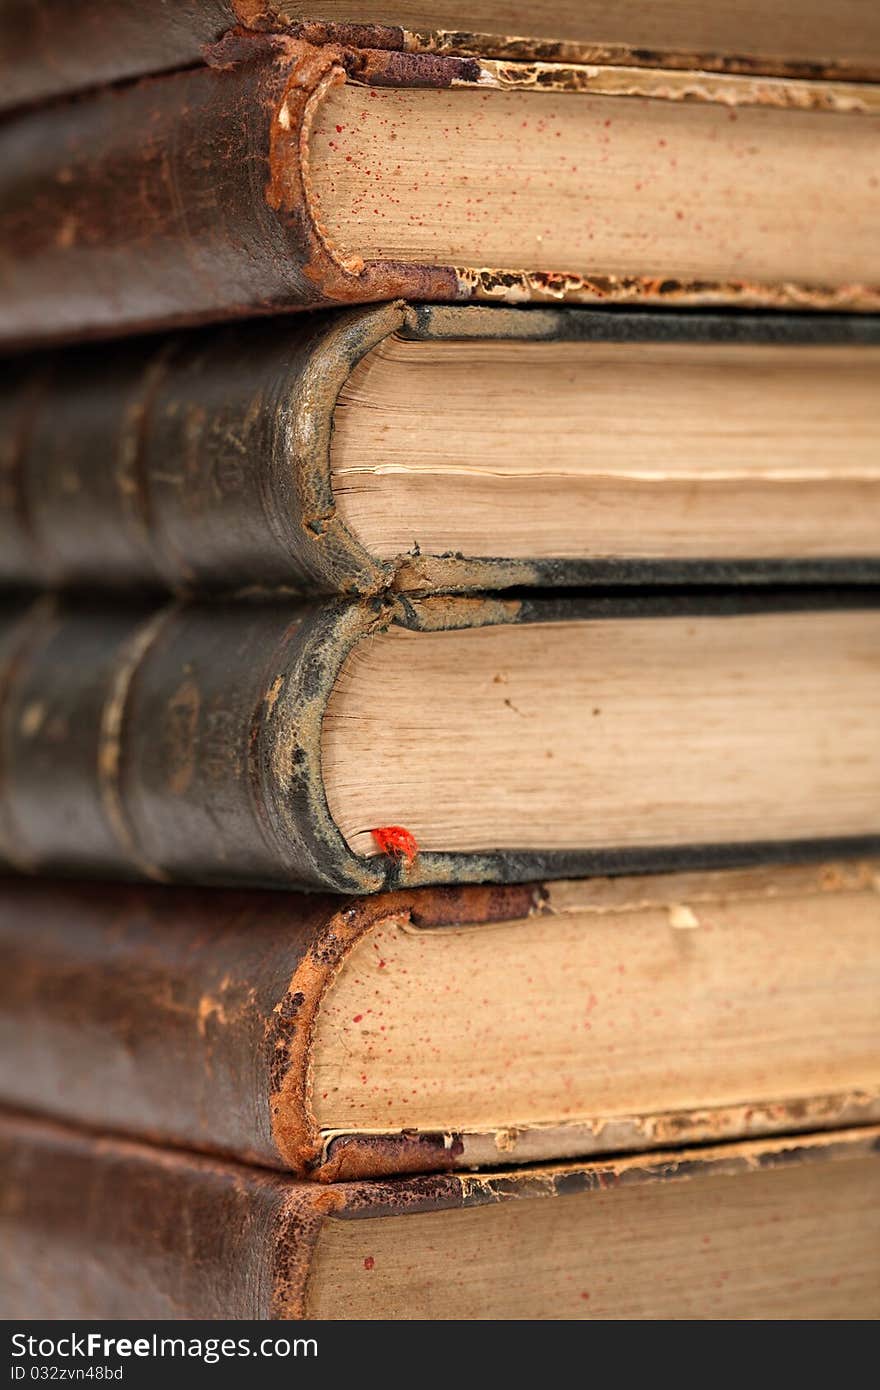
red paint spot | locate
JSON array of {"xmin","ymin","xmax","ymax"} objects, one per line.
[
  {"xmin": 372, "ymin": 826, "xmax": 419, "ymax": 867},
  {"xmin": 364, "ymin": 1256, "xmax": 375, "ymax": 1270},
  {"xmin": 335, "ymin": 125, "xmax": 344, "ymax": 133},
  {"xmin": 353, "ymin": 1014, "xmax": 363, "ymax": 1023}
]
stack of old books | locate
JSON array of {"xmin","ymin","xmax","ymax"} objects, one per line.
[{"xmin": 0, "ymin": 5, "xmax": 878, "ymax": 1320}]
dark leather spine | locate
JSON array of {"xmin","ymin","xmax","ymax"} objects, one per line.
[
  {"xmin": 0, "ymin": 877, "xmax": 537, "ymax": 1175},
  {"xmin": 0, "ymin": 305, "xmax": 406, "ymax": 595},
  {"xmin": 0, "ymin": 597, "xmax": 400, "ymax": 891},
  {"xmin": 0, "ymin": 1, "xmax": 238, "ymax": 113},
  {"xmin": 0, "ymin": 37, "xmax": 460, "ymax": 349},
  {"xmin": 0, "ymin": 880, "xmax": 333, "ymax": 1169},
  {"xmin": 0, "ymin": 1113, "xmax": 312, "ymax": 1319}
]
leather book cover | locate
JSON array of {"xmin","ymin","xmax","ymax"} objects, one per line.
[
  {"xmin": 1, "ymin": 35, "xmax": 878, "ymax": 349},
  {"xmin": 1, "ymin": 869, "xmax": 878, "ymax": 1182},
  {"xmin": 2, "ymin": 3, "xmax": 879, "ymax": 112},
  {"xmin": 2, "ymin": 1111, "xmax": 877, "ymax": 1318},
  {"xmin": 1, "ymin": 590, "xmax": 878, "ymax": 893},
  {"xmin": 3, "ymin": 302, "xmax": 879, "ymax": 596}
]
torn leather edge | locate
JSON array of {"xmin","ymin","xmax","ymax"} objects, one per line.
[
  {"xmin": 240, "ymin": 20, "xmax": 880, "ymax": 86},
  {"xmin": 332, "ymin": 43, "xmax": 880, "ymax": 113},
  {"xmin": 319, "ymin": 1090, "xmax": 880, "ymax": 1182},
  {"xmin": 451, "ymin": 269, "xmax": 880, "ymax": 314},
  {"xmin": 261, "ymin": 36, "xmax": 463, "ymax": 309},
  {"xmin": 266, "ymin": 882, "xmax": 541, "ymax": 1177},
  {"xmin": 400, "ymin": 30, "xmax": 880, "ymax": 85},
  {"xmin": 325, "ymin": 1125, "xmax": 880, "ymax": 1223},
  {"xmin": 464, "ymin": 58, "xmax": 880, "ymax": 113},
  {"xmin": 262, "ymin": 38, "xmax": 880, "ymax": 316},
  {"xmin": 269, "ymin": 858, "xmax": 880, "ymax": 1181}
]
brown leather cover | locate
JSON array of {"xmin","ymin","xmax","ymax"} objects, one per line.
[
  {"xmin": 1, "ymin": 870, "xmax": 878, "ymax": 1183},
  {"xmin": 1, "ymin": 1110, "xmax": 877, "ymax": 1318},
  {"xmin": 1, "ymin": 36, "xmax": 879, "ymax": 350},
  {"xmin": 2, "ymin": 590, "xmax": 879, "ymax": 894},
  {"xmin": 0, "ymin": 38, "xmax": 469, "ymax": 349},
  {"xmin": 2, "ymin": 3, "xmax": 880, "ymax": 113},
  {"xmin": 0, "ymin": 1111, "xmax": 309, "ymax": 1319},
  {"xmin": 0, "ymin": 876, "xmax": 536, "ymax": 1177},
  {"xmin": 1, "ymin": 590, "xmax": 879, "ymax": 894},
  {"xmin": 3, "ymin": 302, "xmax": 880, "ymax": 596}
]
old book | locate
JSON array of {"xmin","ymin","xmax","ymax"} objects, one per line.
[
  {"xmin": 1, "ymin": 866, "xmax": 878, "ymax": 1181},
  {"xmin": 2, "ymin": 37, "xmax": 879, "ymax": 350},
  {"xmin": 3, "ymin": 2, "xmax": 880, "ymax": 114},
  {"xmin": 3, "ymin": 305, "xmax": 880, "ymax": 597},
  {"xmin": 1, "ymin": 1113, "xmax": 877, "ymax": 1318},
  {"xmin": 1, "ymin": 591, "xmax": 878, "ymax": 892}
]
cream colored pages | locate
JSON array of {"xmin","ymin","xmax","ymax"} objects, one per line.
[
  {"xmin": 307, "ymin": 1142, "xmax": 880, "ymax": 1318},
  {"xmin": 321, "ymin": 608, "xmax": 880, "ymax": 854},
  {"xmin": 309, "ymin": 82, "xmax": 879, "ymax": 287},
  {"xmin": 310, "ymin": 867, "xmax": 880, "ymax": 1139},
  {"xmin": 330, "ymin": 338, "xmax": 880, "ymax": 561}
]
